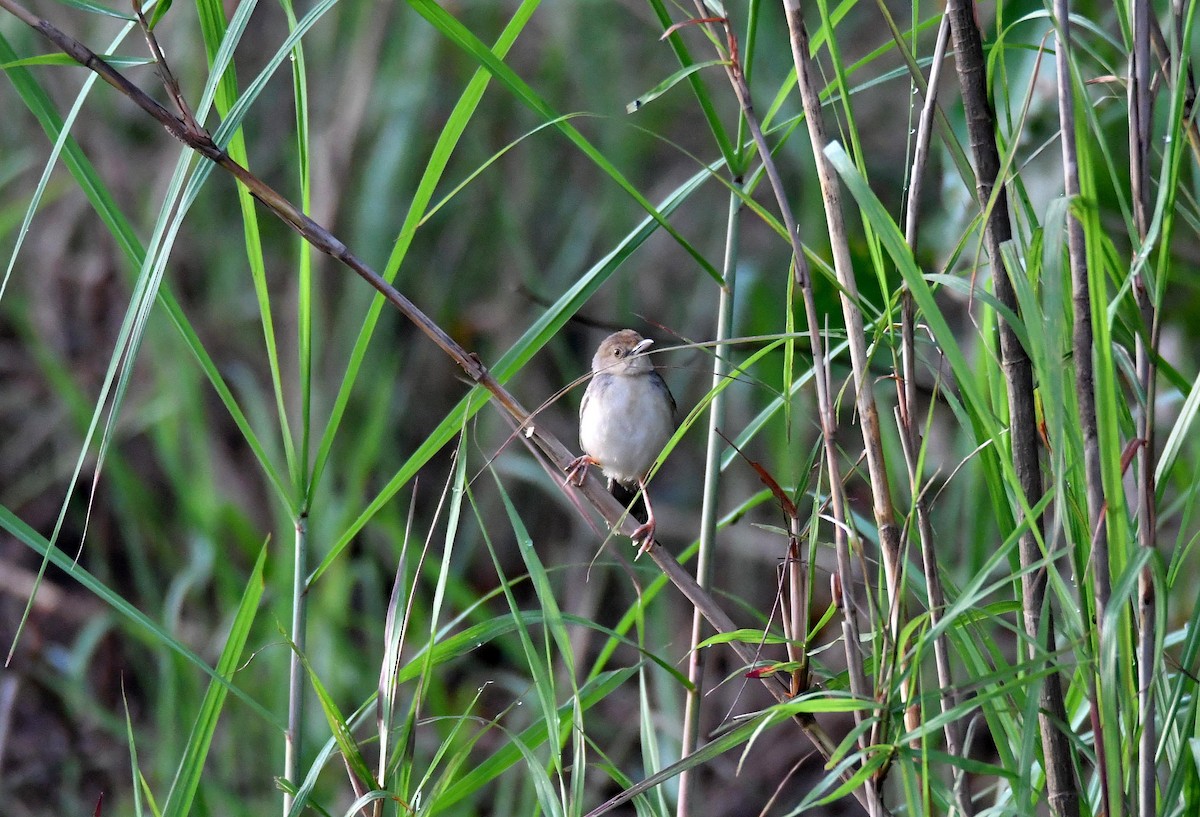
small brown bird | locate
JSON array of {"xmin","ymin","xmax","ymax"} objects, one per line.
[{"xmin": 567, "ymin": 330, "xmax": 676, "ymax": 554}]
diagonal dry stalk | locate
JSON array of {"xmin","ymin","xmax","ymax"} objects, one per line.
[
  {"xmin": 943, "ymin": 0, "xmax": 1080, "ymax": 813},
  {"xmin": 0, "ymin": 0, "xmax": 653, "ymax": 619},
  {"xmin": 0, "ymin": 0, "xmax": 881, "ymax": 806},
  {"xmin": 0, "ymin": 0, "xmax": 676, "ymax": 652}
]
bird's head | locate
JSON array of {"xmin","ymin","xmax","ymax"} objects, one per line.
[{"xmin": 592, "ymin": 329, "xmax": 656, "ymax": 376}]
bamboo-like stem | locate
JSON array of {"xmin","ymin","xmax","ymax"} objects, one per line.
[
  {"xmin": 674, "ymin": 2, "xmax": 878, "ymax": 809},
  {"xmin": 1051, "ymin": 2, "xmax": 1112, "ymax": 815},
  {"xmin": 682, "ymin": 0, "xmax": 874, "ymax": 733},
  {"xmin": 1137, "ymin": 569, "xmax": 1156, "ymax": 817},
  {"xmin": 0, "ymin": 0, "xmax": 874, "ymax": 803},
  {"xmin": 898, "ymin": 18, "xmax": 973, "ymax": 815},
  {"xmin": 1130, "ymin": 0, "xmax": 1159, "ymax": 813},
  {"xmin": 903, "ymin": 17, "xmax": 948, "ymax": 249},
  {"xmin": 1055, "ymin": 0, "xmax": 1108, "ymax": 657},
  {"xmin": 783, "ymin": 0, "xmax": 904, "ymax": 665},
  {"xmin": 677, "ymin": 180, "xmax": 743, "ymax": 817},
  {"xmin": 284, "ymin": 516, "xmax": 307, "ymax": 815},
  {"xmin": 782, "ymin": 4, "xmax": 904, "ymax": 810},
  {"xmin": 943, "ymin": 1, "xmax": 1080, "ymax": 814}
]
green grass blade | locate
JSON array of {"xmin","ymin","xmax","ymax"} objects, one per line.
[
  {"xmin": 162, "ymin": 542, "xmax": 268, "ymax": 817},
  {"xmin": 407, "ymin": 0, "xmax": 721, "ymax": 283}
]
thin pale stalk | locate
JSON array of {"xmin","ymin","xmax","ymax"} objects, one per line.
[
  {"xmin": 896, "ymin": 410, "xmax": 973, "ymax": 815},
  {"xmin": 943, "ymin": 0, "xmax": 1080, "ymax": 813},
  {"xmin": 903, "ymin": 16, "xmax": 949, "ymax": 249},
  {"xmin": 896, "ymin": 32, "xmax": 972, "ymax": 804},
  {"xmin": 1052, "ymin": 1, "xmax": 1112, "ymax": 814},
  {"xmin": 689, "ymin": 10, "xmax": 879, "ymax": 798},
  {"xmin": 284, "ymin": 516, "xmax": 307, "ymax": 816},
  {"xmin": 677, "ymin": 181, "xmax": 743, "ymax": 817},
  {"xmin": 782, "ymin": 5, "xmax": 903, "ymax": 808},
  {"xmin": 787, "ymin": 523, "xmax": 807, "ymax": 694},
  {"xmin": 783, "ymin": 0, "xmax": 903, "ymax": 664}
]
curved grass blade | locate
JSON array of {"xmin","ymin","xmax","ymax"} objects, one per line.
[
  {"xmin": 408, "ymin": 0, "xmax": 721, "ymax": 284},
  {"xmin": 162, "ymin": 542, "xmax": 268, "ymax": 817},
  {"xmin": 627, "ymin": 60, "xmax": 726, "ymax": 113}
]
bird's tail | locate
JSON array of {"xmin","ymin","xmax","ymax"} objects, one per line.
[{"xmin": 609, "ymin": 479, "xmax": 647, "ymax": 523}]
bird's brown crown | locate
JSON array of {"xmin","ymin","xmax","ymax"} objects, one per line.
[{"xmin": 592, "ymin": 329, "xmax": 655, "ymax": 376}]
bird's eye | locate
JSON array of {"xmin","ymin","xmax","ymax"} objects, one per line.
[{"xmin": 613, "ymin": 349, "xmax": 623, "ymax": 358}]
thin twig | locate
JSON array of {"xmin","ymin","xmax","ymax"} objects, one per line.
[
  {"xmin": 131, "ymin": 0, "xmax": 193, "ymax": 127},
  {"xmin": 1148, "ymin": 14, "xmax": 1200, "ymax": 166},
  {"xmin": 898, "ymin": 30, "xmax": 972, "ymax": 812}
]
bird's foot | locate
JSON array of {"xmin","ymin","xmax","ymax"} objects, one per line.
[
  {"xmin": 565, "ymin": 455, "xmax": 597, "ymax": 487},
  {"xmin": 631, "ymin": 521, "xmax": 656, "ymax": 558}
]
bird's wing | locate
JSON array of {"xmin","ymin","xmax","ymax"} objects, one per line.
[
  {"xmin": 654, "ymin": 371, "xmax": 677, "ymax": 420},
  {"xmin": 578, "ymin": 376, "xmax": 593, "ymax": 420}
]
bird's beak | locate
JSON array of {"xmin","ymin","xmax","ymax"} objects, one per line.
[{"xmin": 632, "ymin": 338, "xmax": 655, "ymax": 356}]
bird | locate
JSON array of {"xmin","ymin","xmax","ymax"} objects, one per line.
[{"xmin": 566, "ymin": 329, "xmax": 676, "ymax": 555}]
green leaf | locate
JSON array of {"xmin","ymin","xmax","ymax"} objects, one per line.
[
  {"xmin": 627, "ymin": 60, "xmax": 726, "ymax": 113},
  {"xmin": 148, "ymin": 0, "xmax": 173, "ymax": 29},
  {"xmin": 162, "ymin": 542, "xmax": 268, "ymax": 817},
  {"xmin": 697, "ymin": 628, "xmax": 791, "ymax": 649},
  {"xmin": 300, "ymin": 651, "xmax": 378, "ymax": 792},
  {"xmin": 53, "ymin": 0, "xmax": 136, "ymax": 21},
  {"xmin": 0, "ymin": 53, "xmax": 152, "ymax": 69}
]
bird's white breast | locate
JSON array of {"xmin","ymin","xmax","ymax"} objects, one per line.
[{"xmin": 579, "ymin": 373, "xmax": 674, "ymax": 485}]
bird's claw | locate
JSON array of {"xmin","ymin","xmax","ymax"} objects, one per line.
[
  {"xmin": 565, "ymin": 455, "xmax": 595, "ymax": 487},
  {"xmin": 631, "ymin": 522, "xmax": 656, "ymax": 558}
]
